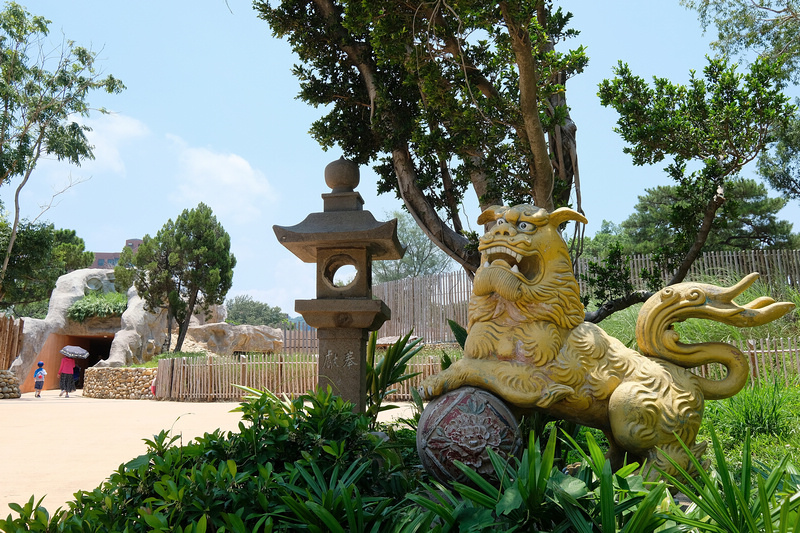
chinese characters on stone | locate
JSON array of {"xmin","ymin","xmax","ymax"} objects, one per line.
[{"xmin": 322, "ymin": 350, "xmax": 357, "ymax": 369}]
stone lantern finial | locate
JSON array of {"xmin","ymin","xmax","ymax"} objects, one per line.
[{"xmin": 325, "ymin": 157, "xmax": 359, "ymax": 193}]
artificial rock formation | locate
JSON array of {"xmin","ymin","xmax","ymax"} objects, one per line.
[
  {"xmin": 9, "ymin": 269, "xmax": 158, "ymax": 385},
  {"xmin": 10, "ymin": 268, "xmax": 283, "ymax": 387},
  {"xmin": 182, "ymin": 322, "xmax": 282, "ymax": 355}
]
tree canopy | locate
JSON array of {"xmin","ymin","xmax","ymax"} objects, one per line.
[
  {"xmin": 54, "ymin": 229, "xmax": 95, "ymax": 272},
  {"xmin": 621, "ymin": 178, "xmax": 797, "ymax": 255},
  {"xmin": 683, "ymin": 1, "xmax": 800, "ymax": 208},
  {"xmin": 373, "ymin": 210, "xmax": 454, "ymax": 283},
  {"xmin": 0, "ymin": 2, "xmax": 123, "ymax": 302},
  {"xmin": 0, "ymin": 218, "xmax": 94, "ymax": 310},
  {"xmin": 256, "ymin": 0, "xmax": 588, "ymax": 273},
  {"xmin": 683, "ymin": 0, "xmax": 800, "ymax": 81},
  {"xmin": 132, "ymin": 203, "xmax": 236, "ymax": 353},
  {"xmin": 258, "ymin": 1, "xmax": 797, "ymax": 322},
  {"xmin": 579, "ymin": 177, "xmax": 798, "ymax": 321},
  {"xmin": 598, "ymin": 55, "xmax": 795, "ymax": 288},
  {"xmin": 226, "ymin": 295, "xmax": 290, "ymax": 328},
  {"xmin": 113, "ymin": 245, "xmax": 136, "ymax": 294}
]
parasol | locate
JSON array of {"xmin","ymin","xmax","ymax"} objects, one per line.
[{"xmin": 60, "ymin": 345, "xmax": 89, "ymax": 359}]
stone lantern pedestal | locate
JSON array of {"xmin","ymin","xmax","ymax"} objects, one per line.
[{"xmin": 273, "ymin": 158, "xmax": 404, "ymax": 412}]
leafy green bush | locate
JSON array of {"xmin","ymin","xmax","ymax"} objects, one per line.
[
  {"xmin": 0, "ymin": 388, "xmax": 419, "ymax": 532},
  {"xmin": 66, "ymin": 291, "xmax": 127, "ymax": 322},
  {"xmin": 405, "ymin": 429, "xmax": 683, "ymax": 532},
  {"xmin": 659, "ymin": 429, "xmax": 800, "ymax": 532},
  {"xmin": 366, "ymin": 331, "xmax": 422, "ymax": 428},
  {"xmin": 3, "ymin": 385, "xmax": 800, "ymax": 532}
]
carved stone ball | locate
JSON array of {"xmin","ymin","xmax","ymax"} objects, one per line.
[
  {"xmin": 324, "ymin": 157, "xmax": 359, "ymax": 192},
  {"xmin": 417, "ymin": 386, "xmax": 522, "ymax": 484}
]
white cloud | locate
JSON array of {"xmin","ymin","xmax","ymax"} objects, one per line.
[
  {"xmin": 168, "ymin": 135, "xmax": 276, "ymax": 224},
  {"xmin": 81, "ymin": 113, "xmax": 150, "ymax": 175}
]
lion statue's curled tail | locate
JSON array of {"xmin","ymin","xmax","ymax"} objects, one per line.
[{"xmin": 421, "ymin": 203, "xmax": 795, "ymax": 479}]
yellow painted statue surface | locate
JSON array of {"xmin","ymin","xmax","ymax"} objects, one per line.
[{"xmin": 421, "ymin": 204, "xmax": 794, "ymax": 477}]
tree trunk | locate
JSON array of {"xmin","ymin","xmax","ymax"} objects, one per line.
[
  {"xmin": 667, "ymin": 187, "xmax": 726, "ymax": 285},
  {"xmin": 500, "ymin": 1, "xmax": 555, "ymax": 211},
  {"xmin": 392, "ymin": 146, "xmax": 480, "ymax": 272},
  {"xmin": 173, "ymin": 290, "xmax": 198, "ymax": 353}
]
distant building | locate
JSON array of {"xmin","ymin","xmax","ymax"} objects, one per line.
[{"xmin": 91, "ymin": 238, "xmax": 142, "ymax": 269}]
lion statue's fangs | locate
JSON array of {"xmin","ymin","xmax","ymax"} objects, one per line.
[{"xmin": 420, "ymin": 204, "xmax": 794, "ymax": 479}]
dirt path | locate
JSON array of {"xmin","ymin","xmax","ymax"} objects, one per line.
[{"xmin": 1, "ymin": 391, "xmax": 415, "ymax": 515}]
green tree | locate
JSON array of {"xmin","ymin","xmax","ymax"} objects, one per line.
[
  {"xmin": 576, "ymin": 220, "xmax": 631, "ymax": 259},
  {"xmin": 373, "ymin": 210, "xmax": 454, "ymax": 283},
  {"xmin": 133, "ymin": 203, "xmax": 236, "ymax": 353},
  {"xmin": 623, "ymin": 178, "xmax": 797, "ymax": 255},
  {"xmin": 113, "ymin": 245, "xmax": 135, "ymax": 293},
  {"xmin": 0, "ymin": 218, "xmax": 96, "ymax": 313},
  {"xmin": 226, "ymin": 295, "xmax": 290, "ymax": 327},
  {"xmin": 598, "ymin": 56, "xmax": 795, "ymax": 288},
  {"xmin": 0, "ymin": 218, "xmax": 96, "ymax": 310},
  {"xmin": 256, "ymin": 1, "xmax": 588, "ymax": 273},
  {"xmin": 0, "ymin": 2, "xmax": 123, "ymax": 301},
  {"xmin": 683, "ymin": 0, "xmax": 800, "ymax": 81},
  {"xmin": 683, "ymin": 1, "xmax": 800, "ymax": 204},
  {"xmin": 0, "ymin": 219, "xmax": 58, "ymax": 307},
  {"xmin": 53, "ymin": 229, "xmax": 94, "ymax": 272},
  {"xmin": 758, "ymin": 114, "xmax": 800, "ymax": 199}
]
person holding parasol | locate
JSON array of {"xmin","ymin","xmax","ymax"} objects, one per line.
[{"xmin": 58, "ymin": 346, "xmax": 88, "ymax": 398}]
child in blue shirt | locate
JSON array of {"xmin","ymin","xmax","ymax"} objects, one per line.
[{"xmin": 33, "ymin": 361, "xmax": 46, "ymax": 398}]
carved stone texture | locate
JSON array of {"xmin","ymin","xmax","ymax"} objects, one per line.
[
  {"xmin": 419, "ymin": 203, "xmax": 795, "ymax": 481},
  {"xmin": 417, "ymin": 386, "xmax": 521, "ymax": 484}
]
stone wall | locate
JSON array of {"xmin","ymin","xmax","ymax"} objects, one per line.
[
  {"xmin": 83, "ymin": 367, "xmax": 156, "ymax": 400},
  {"xmin": 0, "ymin": 369, "xmax": 21, "ymax": 399}
]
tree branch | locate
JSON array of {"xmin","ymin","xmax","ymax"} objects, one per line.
[
  {"xmin": 584, "ymin": 290, "xmax": 653, "ymax": 323},
  {"xmin": 667, "ymin": 185, "xmax": 726, "ymax": 285},
  {"xmin": 499, "ymin": 1, "xmax": 554, "ymax": 210}
]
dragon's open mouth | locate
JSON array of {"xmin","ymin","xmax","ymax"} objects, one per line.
[{"xmin": 481, "ymin": 245, "xmax": 539, "ymax": 281}]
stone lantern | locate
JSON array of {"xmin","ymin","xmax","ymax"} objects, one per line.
[{"xmin": 273, "ymin": 158, "xmax": 404, "ymax": 412}]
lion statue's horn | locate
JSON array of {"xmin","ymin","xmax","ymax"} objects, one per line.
[
  {"xmin": 477, "ymin": 205, "xmax": 588, "ymax": 227},
  {"xmin": 549, "ymin": 207, "xmax": 588, "ymax": 226},
  {"xmin": 477, "ymin": 205, "xmax": 508, "ymax": 225}
]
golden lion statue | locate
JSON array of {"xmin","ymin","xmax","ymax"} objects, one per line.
[{"xmin": 420, "ymin": 204, "xmax": 794, "ymax": 478}]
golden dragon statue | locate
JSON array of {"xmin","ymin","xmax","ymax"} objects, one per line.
[{"xmin": 420, "ymin": 204, "xmax": 795, "ymax": 478}]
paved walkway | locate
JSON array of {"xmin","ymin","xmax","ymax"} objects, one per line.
[{"xmin": 1, "ymin": 390, "xmax": 415, "ymax": 514}]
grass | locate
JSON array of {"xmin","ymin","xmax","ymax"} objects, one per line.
[
  {"xmin": 130, "ymin": 351, "xmax": 208, "ymax": 368},
  {"xmin": 700, "ymin": 376, "xmax": 800, "ymax": 471}
]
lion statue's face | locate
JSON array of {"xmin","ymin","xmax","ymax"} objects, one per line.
[{"xmin": 471, "ymin": 204, "xmax": 587, "ymax": 330}]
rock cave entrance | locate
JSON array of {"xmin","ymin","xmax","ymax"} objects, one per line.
[
  {"xmin": 62, "ymin": 335, "xmax": 113, "ymax": 389},
  {"xmin": 22, "ymin": 332, "xmax": 115, "ymax": 393}
]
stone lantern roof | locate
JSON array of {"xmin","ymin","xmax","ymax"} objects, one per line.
[{"xmin": 273, "ymin": 157, "xmax": 404, "ymax": 264}]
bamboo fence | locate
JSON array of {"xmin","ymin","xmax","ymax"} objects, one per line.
[
  {"xmin": 0, "ymin": 315, "xmax": 23, "ymax": 370},
  {"xmin": 367, "ymin": 249, "xmax": 800, "ymax": 345},
  {"xmin": 155, "ymin": 352, "xmax": 454, "ymax": 402},
  {"xmin": 282, "ymin": 322, "xmax": 317, "ymax": 354},
  {"xmin": 155, "ymin": 339, "xmax": 799, "ymax": 402}
]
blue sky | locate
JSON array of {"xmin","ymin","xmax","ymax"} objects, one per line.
[{"xmin": 5, "ymin": 1, "xmax": 799, "ymax": 317}]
